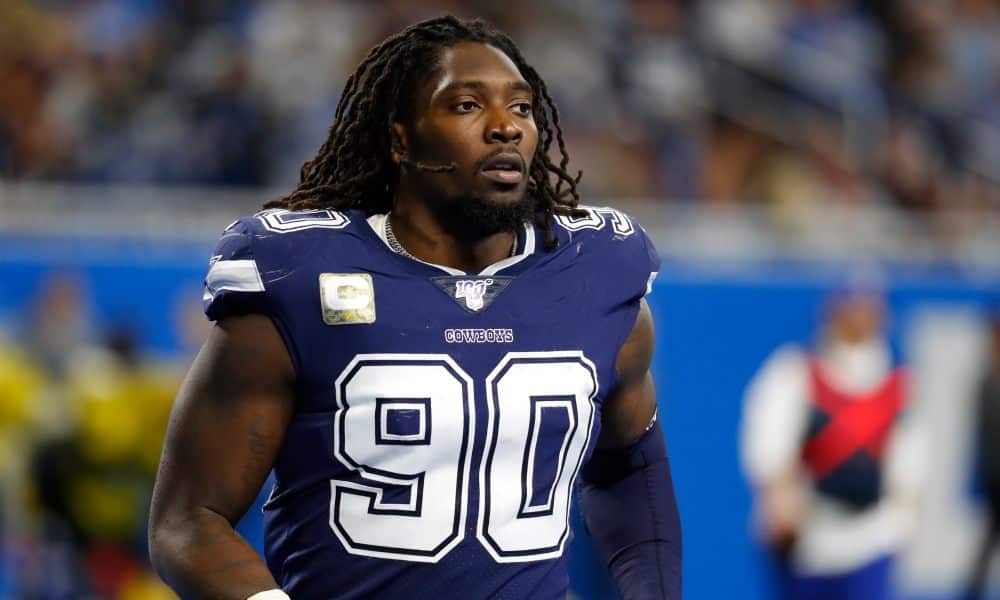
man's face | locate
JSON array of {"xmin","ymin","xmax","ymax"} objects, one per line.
[
  {"xmin": 395, "ymin": 42, "xmax": 539, "ymax": 238},
  {"xmin": 829, "ymin": 295, "xmax": 884, "ymax": 345}
]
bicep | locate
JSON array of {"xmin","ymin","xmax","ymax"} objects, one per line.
[
  {"xmin": 152, "ymin": 313, "xmax": 296, "ymax": 525},
  {"xmin": 596, "ymin": 298, "xmax": 658, "ymax": 450}
]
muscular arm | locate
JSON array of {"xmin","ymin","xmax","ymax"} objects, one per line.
[
  {"xmin": 149, "ymin": 314, "xmax": 295, "ymax": 599},
  {"xmin": 599, "ymin": 299, "xmax": 658, "ymax": 447},
  {"xmin": 580, "ymin": 299, "xmax": 683, "ymax": 599}
]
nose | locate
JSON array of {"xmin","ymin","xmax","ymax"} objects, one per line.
[{"xmin": 486, "ymin": 110, "xmax": 522, "ymax": 144}]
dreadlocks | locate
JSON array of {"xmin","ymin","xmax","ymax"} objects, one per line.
[{"xmin": 265, "ymin": 15, "xmax": 582, "ymax": 249}]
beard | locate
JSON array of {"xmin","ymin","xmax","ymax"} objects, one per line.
[{"xmin": 425, "ymin": 190, "xmax": 535, "ymax": 242}]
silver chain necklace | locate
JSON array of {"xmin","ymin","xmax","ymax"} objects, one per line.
[
  {"xmin": 384, "ymin": 214, "xmax": 518, "ymax": 261},
  {"xmin": 384, "ymin": 214, "xmax": 417, "ymax": 260}
]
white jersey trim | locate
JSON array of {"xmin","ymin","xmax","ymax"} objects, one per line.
[
  {"xmin": 204, "ymin": 258, "xmax": 265, "ymax": 300},
  {"xmin": 246, "ymin": 590, "xmax": 290, "ymax": 600}
]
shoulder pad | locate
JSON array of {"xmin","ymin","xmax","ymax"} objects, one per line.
[
  {"xmin": 554, "ymin": 206, "xmax": 660, "ymax": 301},
  {"xmin": 203, "ymin": 216, "xmax": 268, "ymax": 321},
  {"xmin": 251, "ymin": 208, "xmax": 352, "ymax": 234}
]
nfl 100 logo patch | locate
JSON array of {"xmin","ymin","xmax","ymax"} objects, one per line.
[
  {"xmin": 431, "ymin": 275, "xmax": 513, "ymax": 314},
  {"xmin": 455, "ymin": 278, "xmax": 492, "ymax": 311}
]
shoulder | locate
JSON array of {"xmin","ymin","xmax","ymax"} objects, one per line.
[
  {"xmin": 204, "ymin": 207, "xmax": 367, "ymax": 321},
  {"xmin": 749, "ymin": 344, "xmax": 810, "ymax": 392},
  {"xmin": 551, "ymin": 205, "xmax": 647, "ymax": 241},
  {"xmin": 763, "ymin": 344, "xmax": 808, "ymax": 372},
  {"xmin": 548, "ymin": 205, "xmax": 660, "ymax": 297},
  {"xmin": 217, "ymin": 207, "xmax": 372, "ymax": 261},
  {"xmin": 226, "ymin": 207, "xmax": 359, "ymax": 238},
  {"xmin": 553, "ymin": 205, "xmax": 657, "ymax": 260}
]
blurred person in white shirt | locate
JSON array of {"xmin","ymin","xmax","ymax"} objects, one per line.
[{"xmin": 741, "ymin": 282, "xmax": 925, "ymax": 600}]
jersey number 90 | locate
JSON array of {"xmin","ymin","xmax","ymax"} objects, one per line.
[{"xmin": 329, "ymin": 352, "xmax": 597, "ymax": 564}]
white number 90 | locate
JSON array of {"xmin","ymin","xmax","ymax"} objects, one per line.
[{"xmin": 329, "ymin": 352, "xmax": 597, "ymax": 564}]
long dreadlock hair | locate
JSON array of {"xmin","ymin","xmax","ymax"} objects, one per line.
[{"xmin": 265, "ymin": 15, "xmax": 583, "ymax": 250}]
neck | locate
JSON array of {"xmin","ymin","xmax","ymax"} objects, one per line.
[{"xmin": 390, "ymin": 196, "xmax": 517, "ymax": 273}]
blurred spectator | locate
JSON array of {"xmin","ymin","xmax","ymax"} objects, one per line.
[
  {"xmin": 24, "ymin": 272, "xmax": 91, "ymax": 382},
  {"xmin": 741, "ymin": 282, "xmax": 926, "ymax": 600},
  {"xmin": 0, "ymin": 332, "xmax": 47, "ymax": 577},
  {"xmin": 0, "ymin": 270, "xmax": 181, "ymax": 597},
  {"xmin": 28, "ymin": 324, "xmax": 177, "ymax": 598},
  {"xmin": 965, "ymin": 311, "xmax": 1000, "ymax": 600}
]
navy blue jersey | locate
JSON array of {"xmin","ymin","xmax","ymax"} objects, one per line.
[{"xmin": 202, "ymin": 206, "xmax": 659, "ymax": 599}]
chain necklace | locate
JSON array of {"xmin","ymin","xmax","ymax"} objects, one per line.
[
  {"xmin": 384, "ymin": 214, "xmax": 518, "ymax": 261},
  {"xmin": 384, "ymin": 214, "xmax": 417, "ymax": 260}
]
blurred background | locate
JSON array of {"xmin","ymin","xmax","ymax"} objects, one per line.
[{"xmin": 1, "ymin": 0, "xmax": 999, "ymax": 598}]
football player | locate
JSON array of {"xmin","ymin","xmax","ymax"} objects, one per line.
[{"xmin": 149, "ymin": 16, "xmax": 681, "ymax": 599}]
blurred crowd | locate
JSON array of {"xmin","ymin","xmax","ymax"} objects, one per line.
[
  {"xmin": 0, "ymin": 273, "xmax": 205, "ymax": 598},
  {"xmin": 2, "ymin": 0, "xmax": 1000, "ymax": 224}
]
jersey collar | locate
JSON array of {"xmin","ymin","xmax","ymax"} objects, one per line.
[{"xmin": 366, "ymin": 213, "xmax": 535, "ymax": 277}]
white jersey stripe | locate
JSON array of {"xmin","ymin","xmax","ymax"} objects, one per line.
[{"xmin": 205, "ymin": 259, "xmax": 265, "ymax": 298}]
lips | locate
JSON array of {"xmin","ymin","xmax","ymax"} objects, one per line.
[{"xmin": 480, "ymin": 152, "xmax": 524, "ymax": 184}]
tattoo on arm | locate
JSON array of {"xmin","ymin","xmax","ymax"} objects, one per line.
[
  {"xmin": 150, "ymin": 315, "xmax": 294, "ymax": 598},
  {"xmin": 242, "ymin": 412, "xmax": 275, "ymax": 489}
]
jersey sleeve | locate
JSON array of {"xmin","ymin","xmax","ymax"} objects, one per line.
[
  {"xmin": 566, "ymin": 207, "xmax": 661, "ymax": 310},
  {"xmin": 593, "ymin": 208, "xmax": 660, "ymax": 377},
  {"xmin": 202, "ymin": 218, "xmax": 270, "ymax": 321},
  {"xmin": 606, "ymin": 214, "xmax": 661, "ymax": 304}
]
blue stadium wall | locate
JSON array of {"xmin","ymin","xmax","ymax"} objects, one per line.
[{"xmin": 1, "ymin": 235, "xmax": 997, "ymax": 600}]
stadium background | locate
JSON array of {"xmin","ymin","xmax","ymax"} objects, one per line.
[{"xmin": 1, "ymin": 0, "xmax": 999, "ymax": 598}]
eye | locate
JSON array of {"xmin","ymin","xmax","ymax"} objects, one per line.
[
  {"xmin": 454, "ymin": 100, "xmax": 479, "ymax": 113},
  {"xmin": 512, "ymin": 102, "xmax": 532, "ymax": 116}
]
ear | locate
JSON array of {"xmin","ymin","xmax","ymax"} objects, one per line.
[{"xmin": 391, "ymin": 122, "xmax": 409, "ymax": 165}]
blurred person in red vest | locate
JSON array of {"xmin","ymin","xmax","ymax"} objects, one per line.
[
  {"xmin": 965, "ymin": 310, "xmax": 1000, "ymax": 600},
  {"xmin": 741, "ymin": 279, "xmax": 925, "ymax": 600}
]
